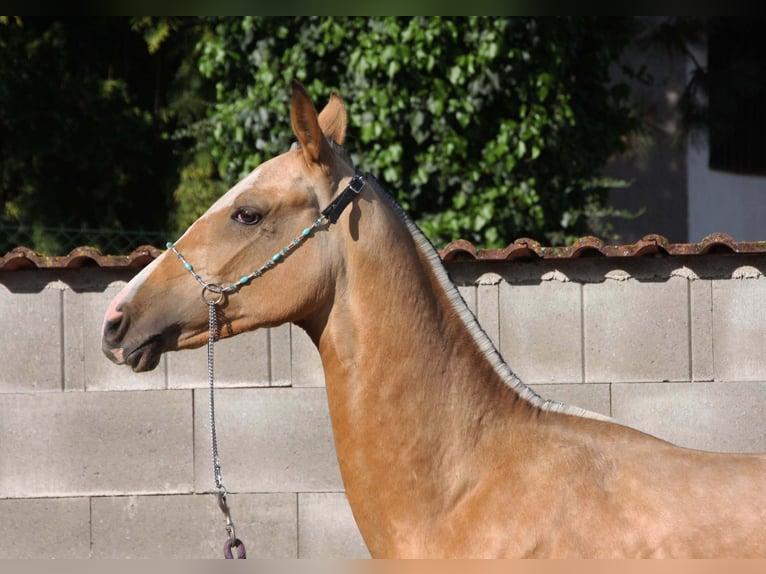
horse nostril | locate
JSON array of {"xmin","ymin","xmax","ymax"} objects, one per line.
[{"xmin": 103, "ymin": 307, "xmax": 129, "ymax": 344}]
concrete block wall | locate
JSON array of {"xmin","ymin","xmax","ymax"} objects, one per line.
[
  {"xmin": 450, "ymin": 255, "xmax": 766, "ymax": 453},
  {"xmin": 1, "ymin": 254, "xmax": 765, "ymax": 558}
]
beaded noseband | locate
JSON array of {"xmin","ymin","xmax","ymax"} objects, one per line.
[{"xmin": 164, "ymin": 171, "xmax": 366, "ymax": 558}]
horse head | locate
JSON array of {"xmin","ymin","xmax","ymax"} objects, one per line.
[{"xmin": 102, "ymin": 81, "xmax": 356, "ymax": 371}]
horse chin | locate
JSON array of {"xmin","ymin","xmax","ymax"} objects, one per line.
[
  {"xmin": 104, "ymin": 322, "xmax": 182, "ymax": 373},
  {"xmin": 125, "ymin": 339, "xmax": 165, "ymax": 372}
]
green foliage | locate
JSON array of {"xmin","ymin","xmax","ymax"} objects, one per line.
[
  {"xmin": 179, "ymin": 16, "xmax": 640, "ymax": 247},
  {"xmin": 0, "ymin": 17, "xmax": 201, "ymax": 254},
  {"xmin": 0, "ymin": 17, "xmax": 644, "ymax": 253},
  {"xmin": 170, "ymin": 152, "xmax": 228, "ymax": 234}
]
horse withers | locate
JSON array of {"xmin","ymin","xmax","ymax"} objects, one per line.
[{"xmin": 102, "ymin": 80, "xmax": 765, "ymax": 558}]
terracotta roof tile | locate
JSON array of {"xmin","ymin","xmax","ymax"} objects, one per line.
[
  {"xmin": 0, "ymin": 245, "xmax": 162, "ymax": 271},
  {"xmin": 2, "ymin": 234, "xmax": 765, "ymax": 271},
  {"xmin": 439, "ymin": 233, "xmax": 766, "ymax": 262}
]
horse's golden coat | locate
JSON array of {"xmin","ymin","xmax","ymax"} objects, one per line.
[{"xmin": 103, "ymin": 81, "xmax": 765, "ymax": 558}]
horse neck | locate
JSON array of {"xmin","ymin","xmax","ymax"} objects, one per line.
[
  {"xmin": 298, "ymin": 181, "xmax": 544, "ymax": 545},
  {"xmin": 308, "ymin": 182, "xmax": 533, "ymax": 418}
]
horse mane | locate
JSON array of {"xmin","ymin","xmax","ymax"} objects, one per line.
[{"xmin": 365, "ymin": 174, "xmax": 611, "ymax": 422}]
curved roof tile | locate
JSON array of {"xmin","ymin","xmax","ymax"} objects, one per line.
[
  {"xmin": 2, "ymin": 234, "xmax": 765, "ymax": 271},
  {"xmin": 0, "ymin": 245, "xmax": 162, "ymax": 271},
  {"xmin": 440, "ymin": 233, "xmax": 766, "ymax": 262}
]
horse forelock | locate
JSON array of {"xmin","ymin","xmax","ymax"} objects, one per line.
[{"xmin": 367, "ymin": 178, "xmax": 610, "ymax": 422}]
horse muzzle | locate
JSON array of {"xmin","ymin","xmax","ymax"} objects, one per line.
[{"xmin": 102, "ymin": 305, "xmax": 168, "ymax": 373}]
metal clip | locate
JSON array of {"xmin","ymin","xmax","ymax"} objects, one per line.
[
  {"xmin": 217, "ymin": 488, "xmax": 246, "ymax": 558},
  {"xmin": 217, "ymin": 489, "xmax": 236, "ymax": 544},
  {"xmin": 217, "ymin": 488, "xmax": 233, "ymax": 527},
  {"xmin": 347, "ymin": 172, "xmax": 366, "ymax": 194}
]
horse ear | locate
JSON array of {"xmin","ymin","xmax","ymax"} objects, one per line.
[
  {"xmin": 318, "ymin": 91, "xmax": 347, "ymax": 145},
  {"xmin": 290, "ymin": 80, "xmax": 325, "ymax": 165}
]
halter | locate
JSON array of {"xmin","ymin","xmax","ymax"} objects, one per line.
[
  {"xmin": 167, "ymin": 172, "xmax": 366, "ymax": 301},
  {"xmin": 165, "ymin": 172, "xmax": 366, "ymax": 559}
]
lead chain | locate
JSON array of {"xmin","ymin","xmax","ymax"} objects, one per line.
[
  {"xmin": 207, "ymin": 298, "xmax": 246, "ymax": 559},
  {"xmin": 208, "ymin": 300, "xmax": 223, "ymax": 489}
]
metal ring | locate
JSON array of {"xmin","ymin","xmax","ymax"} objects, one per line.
[
  {"xmin": 223, "ymin": 538, "xmax": 246, "ymax": 559},
  {"xmin": 201, "ymin": 283, "xmax": 225, "ymax": 305}
]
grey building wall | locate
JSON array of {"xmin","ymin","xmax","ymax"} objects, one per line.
[
  {"xmin": 603, "ymin": 24, "xmax": 690, "ymax": 244},
  {"xmin": 605, "ymin": 35, "xmax": 766, "ymax": 245}
]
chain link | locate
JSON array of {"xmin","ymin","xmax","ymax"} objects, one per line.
[
  {"xmin": 207, "ymin": 298, "xmax": 244, "ymax": 557},
  {"xmin": 208, "ymin": 300, "xmax": 223, "ymax": 490}
]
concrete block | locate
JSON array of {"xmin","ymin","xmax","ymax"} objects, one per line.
[
  {"xmin": 529, "ymin": 383, "xmax": 611, "ymax": 418},
  {"xmin": 583, "ymin": 276, "xmax": 690, "ymax": 383},
  {"xmin": 457, "ymin": 284, "xmax": 477, "ymax": 315},
  {"xmin": 167, "ymin": 329, "xmax": 269, "ymax": 388},
  {"xmin": 500, "ymin": 281, "xmax": 583, "ymax": 384},
  {"xmin": 270, "ymin": 324, "xmax": 292, "ymax": 386},
  {"xmin": 298, "ymin": 493, "xmax": 370, "ymax": 559},
  {"xmin": 612, "ymin": 381, "xmax": 766, "ymax": 453},
  {"xmin": 67, "ymin": 282, "xmax": 166, "ymax": 391},
  {"xmin": 193, "ymin": 388, "xmax": 342, "ymax": 493},
  {"xmin": 0, "ymin": 497, "xmax": 91, "ymax": 558},
  {"xmin": 91, "ymin": 493, "xmax": 297, "ymax": 558},
  {"xmin": 62, "ymin": 283, "xmax": 86, "ymax": 392},
  {"xmin": 0, "ymin": 390, "xmax": 193, "ymax": 498},
  {"xmin": 0, "ymin": 285, "xmax": 62, "ymax": 392},
  {"xmin": 477, "ymin": 281, "xmax": 500, "ymax": 348},
  {"xmin": 712, "ymin": 277, "xmax": 766, "ymax": 381},
  {"xmin": 291, "ymin": 324, "xmax": 325, "ymax": 387},
  {"xmin": 690, "ymin": 280, "xmax": 714, "ymax": 381}
]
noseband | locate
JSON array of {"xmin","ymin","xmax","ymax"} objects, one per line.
[{"xmin": 163, "ymin": 171, "xmax": 366, "ymax": 558}]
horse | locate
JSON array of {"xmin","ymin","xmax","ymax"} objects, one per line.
[{"xmin": 102, "ymin": 80, "xmax": 765, "ymax": 558}]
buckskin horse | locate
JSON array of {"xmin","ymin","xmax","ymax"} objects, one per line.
[{"xmin": 102, "ymin": 81, "xmax": 765, "ymax": 558}]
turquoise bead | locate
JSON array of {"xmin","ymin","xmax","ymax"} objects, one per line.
[
  {"xmin": 272, "ymin": 253, "xmax": 282, "ymax": 262},
  {"xmin": 302, "ymin": 227, "xmax": 312, "ymax": 236},
  {"xmin": 239, "ymin": 276, "xmax": 250, "ymax": 285},
  {"xmin": 166, "ymin": 242, "xmax": 173, "ymax": 249},
  {"xmin": 184, "ymin": 262, "xmax": 193, "ymax": 271}
]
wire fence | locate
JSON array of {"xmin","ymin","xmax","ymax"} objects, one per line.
[{"xmin": 0, "ymin": 223, "xmax": 172, "ymax": 256}]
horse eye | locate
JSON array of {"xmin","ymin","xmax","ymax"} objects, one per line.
[{"xmin": 232, "ymin": 207, "xmax": 262, "ymax": 226}]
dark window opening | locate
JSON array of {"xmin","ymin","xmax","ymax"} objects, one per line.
[{"xmin": 707, "ymin": 18, "xmax": 766, "ymax": 175}]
